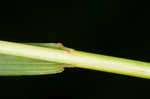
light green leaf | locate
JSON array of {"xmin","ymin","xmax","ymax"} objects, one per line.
[{"xmin": 0, "ymin": 43, "xmax": 70, "ymax": 76}]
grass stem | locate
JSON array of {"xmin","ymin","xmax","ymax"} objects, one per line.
[{"xmin": 0, "ymin": 40, "xmax": 150, "ymax": 79}]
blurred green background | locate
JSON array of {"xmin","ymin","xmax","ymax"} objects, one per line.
[{"xmin": 0, "ymin": 0, "xmax": 150, "ymax": 99}]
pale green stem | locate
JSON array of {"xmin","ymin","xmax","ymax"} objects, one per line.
[{"xmin": 0, "ymin": 40, "xmax": 150, "ymax": 79}]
